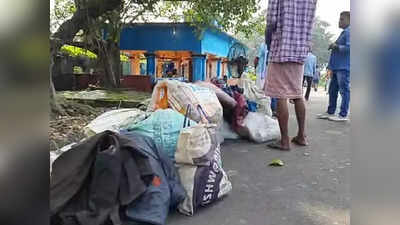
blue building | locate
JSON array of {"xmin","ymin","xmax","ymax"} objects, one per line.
[{"xmin": 119, "ymin": 23, "xmax": 247, "ymax": 82}]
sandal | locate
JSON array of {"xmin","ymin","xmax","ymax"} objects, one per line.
[
  {"xmin": 267, "ymin": 141, "xmax": 290, "ymax": 151},
  {"xmin": 291, "ymin": 136, "xmax": 308, "ymax": 146}
]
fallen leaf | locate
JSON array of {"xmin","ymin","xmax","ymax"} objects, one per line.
[{"xmin": 269, "ymin": 159, "xmax": 285, "ymax": 167}]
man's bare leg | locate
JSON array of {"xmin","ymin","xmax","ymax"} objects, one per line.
[
  {"xmin": 292, "ymin": 97, "xmax": 308, "ymax": 145},
  {"xmin": 276, "ymin": 98, "xmax": 290, "ymax": 149}
]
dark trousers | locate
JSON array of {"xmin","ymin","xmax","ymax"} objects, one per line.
[
  {"xmin": 271, "ymin": 98, "xmax": 277, "ymax": 112},
  {"xmin": 327, "ymin": 70, "xmax": 350, "ymax": 117},
  {"xmin": 303, "ymin": 76, "xmax": 313, "ymax": 101}
]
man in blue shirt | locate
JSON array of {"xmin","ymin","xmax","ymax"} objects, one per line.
[
  {"xmin": 303, "ymin": 52, "xmax": 317, "ymax": 101},
  {"xmin": 313, "ymin": 65, "xmax": 321, "ymax": 92},
  {"xmin": 254, "ymin": 42, "xmax": 268, "ymax": 90},
  {"xmin": 317, "ymin": 11, "xmax": 350, "ymax": 121},
  {"xmin": 255, "ymin": 42, "xmax": 278, "ymax": 116}
]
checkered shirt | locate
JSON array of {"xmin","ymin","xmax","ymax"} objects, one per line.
[{"xmin": 267, "ymin": 0, "xmax": 317, "ymax": 63}]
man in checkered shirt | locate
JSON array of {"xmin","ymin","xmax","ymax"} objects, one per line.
[{"xmin": 264, "ymin": 0, "xmax": 317, "ymax": 150}]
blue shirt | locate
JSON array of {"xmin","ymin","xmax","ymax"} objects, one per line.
[
  {"xmin": 328, "ymin": 26, "xmax": 350, "ymax": 71},
  {"xmin": 303, "ymin": 53, "xmax": 317, "ymax": 77},
  {"xmin": 256, "ymin": 43, "xmax": 268, "ymax": 79}
]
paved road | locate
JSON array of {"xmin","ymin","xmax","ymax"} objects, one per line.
[{"xmin": 167, "ymin": 90, "xmax": 350, "ymax": 225}]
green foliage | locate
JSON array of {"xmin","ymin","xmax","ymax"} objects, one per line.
[
  {"xmin": 60, "ymin": 44, "xmax": 129, "ymax": 61},
  {"xmin": 61, "ymin": 45, "xmax": 97, "ymax": 59},
  {"xmin": 235, "ymin": 9, "xmax": 266, "ymax": 63},
  {"xmin": 120, "ymin": 54, "xmax": 129, "ymax": 62},
  {"xmin": 73, "ymin": 66, "xmax": 83, "ymax": 74},
  {"xmin": 312, "ymin": 17, "xmax": 334, "ymax": 68},
  {"xmin": 157, "ymin": 0, "xmax": 260, "ymax": 36},
  {"xmin": 50, "ymin": 0, "xmax": 76, "ymax": 32},
  {"xmin": 100, "ymin": 0, "xmax": 159, "ymax": 43},
  {"xmin": 235, "ymin": 9, "xmax": 266, "ymax": 39}
]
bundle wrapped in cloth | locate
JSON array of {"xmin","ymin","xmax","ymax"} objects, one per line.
[
  {"xmin": 175, "ymin": 105, "xmax": 218, "ymax": 166},
  {"xmin": 84, "ymin": 108, "xmax": 149, "ymax": 136},
  {"xmin": 148, "ymin": 80, "xmax": 223, "ymax": 125},
  {"xmin": 121, "ymin": 109, "xmax": 196, "ymax": 160},
  {"xmin": 174, "ymin": 105, "xmax": 232, "ymax": 216},
  {"xmin": 238, "ymin": 73, "xmax": 272, "ymax": 116},
  {"xmin": 237, "ymin": 112, "xmax": 281, "ymax": 143},
  {"xmin": 194, "ymin": 81, "xmax": 237, "ymax": 111},
  {"xmin": 177, "ymin": 147, "xmax": 232, "ymax": 216}
]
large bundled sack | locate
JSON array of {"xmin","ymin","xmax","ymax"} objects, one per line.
[
  {"xmin": 177, "ymin": 147, "xmax": 232, "ymax": 216},
  {"xmin": 256, "ymin": 98, "xmax": 273, "ymax": 115},
  {"xmin": 237, "ymin": 75, "xmax": 272, "ymax": 117},
  {"xmin": 194, "ymin": 81, "xmax": 237, "ymax": 111},
  {"xmin": 237, "ymin": 112, "xmax": 281, "ymax": 143},
  {"xmin": 209, "ymin": 77, "xmax": 226, "ymax": 89},
  {"xmin": 50, "ymin": 131, "xmax": 155, "ymax": 225},
  {"xmin": 148, "ymin": 80, "xmax": 223, "ymax": 125},
  {"xmin": 50, "ymin": 143, "xmax": 76, "ymax": 175},
  {"xmin": 216, "ymin": 124, "xmax": 225, "ymax": 145},
  {"xmin": 121, "ymin": 109, "xmax": 196, "ymax": 160},
  {"xmin": 232, "ymin": 91, "xmax": 249, "ymax": 132},
  {"xmin": 84, "ymin": 108, "xmax": 149, "ymax": 136},
  {"xmin": 50, "ymin": 131, "xmax": 185, "ymax": 225},
  {"xmin": 121, "ymin": 132, "xmax": 186, "ymax": 225},
  {"xmin": 175, "ymin": 105, "xmax": 219, "ymax": 166},
  {"xmin": 237, "ymin": 73, "xmax": 260, "ymax": 101},
  {"xmin": 221, "ymin": 120, "xmax": 240, "ymax": 140}
]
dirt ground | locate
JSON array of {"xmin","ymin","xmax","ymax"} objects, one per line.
[
  {"xmin": 49, "ymin": 99, "xmax": 107, "ymax": 151},
  {"xmin": 50, "ymin": 90, "xmax": 150, "ymax": 151}
]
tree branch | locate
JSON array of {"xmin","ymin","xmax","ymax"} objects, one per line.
[{"xmin": 51, "ymin": 0, "xmax": 122, "ymax": 46}]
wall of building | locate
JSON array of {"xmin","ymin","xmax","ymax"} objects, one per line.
[
  {"xmin": 120, "ymin": 23, "xmax": 202, "ymax": 53},
  {"xmin": 201, "ymin": 29, "xmax": 235, "ymax": 58},
  {"xmin": 119, "ymin": 23, "xmax": 247, "ymax": 82},
  {"xmin": 206, "ymin": 59, "xmax": 218, "ymax": 79}
]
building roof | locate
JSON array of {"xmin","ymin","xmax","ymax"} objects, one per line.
[{"xmin": 123, "ymin": 22, "xmax": 248, "ymax": 49}]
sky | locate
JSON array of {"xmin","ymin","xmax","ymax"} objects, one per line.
[
  {"xmin": 260, "ymin": 0, "xmax": 350, "ymax": 37},
  {"xmin": 314, "ymin": 0, "xmax": 351, "ymax": 35}
]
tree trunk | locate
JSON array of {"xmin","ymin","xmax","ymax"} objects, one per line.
[
  {"xmin": 52, "ymin": 0, "xmax": 122, "ymax": 42},
  {"xmin": 50, "ymin": 42, "xmax": 66, "ymax": 116},
  {"xmin": 50, "ymin": 71, "xmax": 65, "ymax": 116},
  {"xmin": 50, "ymin": 0, "xmax": 123, "ymax": 90},
  {"xmin": 110, "ymin": 41, "xmax": 121, "ymax": 88},
  {"xmin": 98, "ymin": 39, "xmax": 121, "ymax": 88}
]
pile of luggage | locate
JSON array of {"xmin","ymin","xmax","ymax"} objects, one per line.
[
  {"xmin": 50, "ymin": 77, "xmax": 279, "ymax": 225},
  {"xmin": 198, "ymin": 74, "xmax": 281, "ymax": 143}
]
